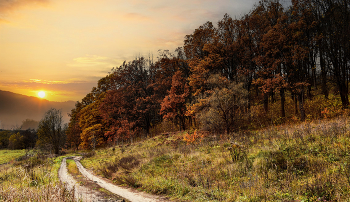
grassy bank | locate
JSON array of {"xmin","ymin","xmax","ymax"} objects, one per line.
[
  {"xmin": 81, "ymin": 117, "xmax": 350, "ymax": 201},
  {"xmin": 0, "ymin": 150, "xmax": 74, "ymax": 201}
]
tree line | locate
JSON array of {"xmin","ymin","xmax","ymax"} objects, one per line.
[
  {"xmin": 0, "ymin": 109, "xmax": 66, "ymax": 155},
  {"xmin": 65, "ymin": 0, "xmax": 350, "ymax": 150}
]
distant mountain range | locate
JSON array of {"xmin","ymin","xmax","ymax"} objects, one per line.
[{"xmin": 0, "ymin": 90, "xmax": 76, "ymax": 130}]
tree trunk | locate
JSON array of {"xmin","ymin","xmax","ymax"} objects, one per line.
[
  {"xmin": 298, "ymin": 90, "xmax": 305, "ymax": 121},
  {"xmin": 280, "ymin": 88, "xmax": 285, "ymax": 118},
  {"xmin": 293, "ymin": 93, "xmax": 298, "ymax": 115},
  {"xmin": 333, "ymin": 61, "xmax": 349, "ymax": 108},
  {"xmin": 226, "ymin": 123, "xmax": 230, "ymax": 135},
  {"xmin": 180, "ymin": 117, "xmax": 186, "ymax": 131},
  {"xmin": 54, "ymin": 145, "xmax": 59, "ymax": 155},
  {"xmin": 320, "ymin": 50, "xmax": 329, "ymax": 99},
  {"xmin": 307, "ymin": 85, "xmax": 312, "ymax": 99},
  {"xmin": 338, "ymin": 82, "xmax": 349, "ymax": 108},
  {"xmin": 263, "ymin": 93, "xmax": 269, "ymax": 113}
]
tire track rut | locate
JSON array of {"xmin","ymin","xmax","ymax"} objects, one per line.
[{"xmin": 59, "ymin": 157, "xmax": 107, "ymax": 202}]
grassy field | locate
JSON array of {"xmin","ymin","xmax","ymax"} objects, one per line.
[
  {"xmin": 0, "ymin": 149, "xmax": 26, "ymax": 164},
  {"xmin": 0, "ymin": 150, "xmax": 75, "ymax": 201},
  {"xmin": 81, "ymin": 117, "xmax": 350, "ymax": 201}
]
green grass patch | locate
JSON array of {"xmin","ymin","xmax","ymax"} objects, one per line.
[
  {"xmin": 0, "ymin": 149, "xmax": 25, "ymax": 164},
  {"xmin": 66, "ymin": 159, "xmax": 80, "ymax": 175}
]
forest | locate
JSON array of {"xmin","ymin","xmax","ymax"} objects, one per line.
[{"xmin": 65, "ymin": 0, "xmax": 350, "ymax": 150}]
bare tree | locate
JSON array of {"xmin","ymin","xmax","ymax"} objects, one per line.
[{"xmin": 36, "ymin": 108, "xmax": 66, "ymax": 154}]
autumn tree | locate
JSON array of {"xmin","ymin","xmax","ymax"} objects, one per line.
[
  {"xmin": 101, "ymin": 57, "xmax": 160, "ymax": 142},
  {"xmin": 79, "ymin": 96, "xmax": 106, "ymax": 150},
  {"xmin": 191, "ymin": 74, "xmax": 248, "ymax": 134},
  {"xmin": 8, "ymin": 132, "xmax": 24, "ymax": 150},
  {"xmin": 315, "ymin": 0, "xmax": 350, "ymax": 108},
  {"xmin": 101, "ymin": 88, "xmax": 130, "ymax": 142},
  {"xmin": 160, "ymin": 71, "xmax": 190, "ymax": 131},
  {"xmin": 66, "ymin": 74, "xmax": 117, "ymax": 149},
  {"xmin": 185, "ymin": 21, "xmax": 216, "ymax": 95},
  {"xmin": 66, "ymin": 101, "xmax": 83, "ymax": 150},
  {"xmin": 36, "ymin": 108, "xmax": 66, "ymax": 154}
]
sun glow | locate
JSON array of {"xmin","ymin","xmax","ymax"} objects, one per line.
[{"xmin": 38, "ymin": 91, "xmax": 46, "ymax": 98}]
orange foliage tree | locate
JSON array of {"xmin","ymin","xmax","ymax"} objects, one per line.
[{"xmin": 160, "ymin": 71, "xmax": 190, "ymax": 131}]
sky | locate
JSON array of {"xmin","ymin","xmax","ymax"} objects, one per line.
[{"xmin": 0, "ymin": 0, "xmax": 260, "ymax": 102}]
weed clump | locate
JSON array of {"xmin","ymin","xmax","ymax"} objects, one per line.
[{"xmin": 227, "ymin": 142, "xmax": 246, "ymax": 162}]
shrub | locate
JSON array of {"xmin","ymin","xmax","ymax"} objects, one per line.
[{"xmin": 183, "ymin": 130, "xmax": 204, "ymax": 145}]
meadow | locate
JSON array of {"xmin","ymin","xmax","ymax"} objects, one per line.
[
  {"xmin": 0, "ymin": 150, "xmax": 75, "ymax": 201},
  {"xmin": 81, "ymin": 117, "xmax": 350, "ymax": 201}
]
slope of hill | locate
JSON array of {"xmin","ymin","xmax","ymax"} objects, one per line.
[
  {"xmin": 81, "ymin": 118, "xmax": 350, "ymax": 201},
  {"xmin": 0, "ymin": 90, "xmax": 75, "ymax": 129}
]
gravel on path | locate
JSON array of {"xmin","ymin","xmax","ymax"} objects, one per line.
[{"xmin": 58, "ymin": 157, "xmax": 115, "ymax": 202}]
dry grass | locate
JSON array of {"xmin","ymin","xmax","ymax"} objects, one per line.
[
  {"xmin": 0, "ymin": 151, "xmax": 75, "ymax": 202},
  {"xmin": 81, "ymin": 117, "xmax": 350, "ymax": 201}
]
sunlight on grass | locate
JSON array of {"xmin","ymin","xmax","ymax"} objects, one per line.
[{"xmin": 66, "ymin": 159, "xmax": 79, "ymax": 175}]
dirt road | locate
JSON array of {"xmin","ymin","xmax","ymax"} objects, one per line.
[
  {"xmin": 58, "ymin": 157, "xmax": 106, "ymax": 202},
  {"xmin": 59, "ymin": 156, "xmax": 170, "ymax": 202}
]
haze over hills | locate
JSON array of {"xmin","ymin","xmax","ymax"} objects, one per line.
[{"xmin": 0, "ymin": 90, "xmax": 75, "ymax": 130}]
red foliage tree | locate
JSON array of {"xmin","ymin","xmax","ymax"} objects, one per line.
[{"xmin": 160, "ymin": 71, "xmax": 190, "ymax": 130}]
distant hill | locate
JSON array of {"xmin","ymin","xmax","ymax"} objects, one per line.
[{"xmin": 0, "ymin": 90, "xmax": 75, "ymax": 130}]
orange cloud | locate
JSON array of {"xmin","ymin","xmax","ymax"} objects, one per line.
[
  {"xmin": 27, "ymin": 79, "xmax": 70, "ymax": 85},
  {"xmin": 0, "ymin": 0, "xmax": 49, "ymax": 22},
  {"xmin": 0, "ymin": 0, "xmax": 49, "ymax": 12}
]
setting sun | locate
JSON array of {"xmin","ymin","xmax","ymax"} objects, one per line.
[{"xmin": 38, "ymin": 91, "xmax": 46, "ymax": 98}]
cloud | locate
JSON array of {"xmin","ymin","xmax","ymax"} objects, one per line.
[
  {"xmin": 27, "ymin": 79, "xmax": 71, "ymax": 85},
  {"xmin": 68, "ymin": 55, "xmax": 121, "ymax": 67},
  {"xmin": 0, "ymin": 0, "xmax": 49, "ymax": 22},
  {"xmin": 0, "ymin": 0, "xmax": 49, "ymax": 12},
  {"xmin": 122, "ymin": 12, "xmax": 153, "ymax": 22},
  {"xmin": 67, "ymin": 55, "xmax": 122, "ymax": 78}
]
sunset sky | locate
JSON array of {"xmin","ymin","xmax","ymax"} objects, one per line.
[{"xmin": 0, "ymin": 0, "xmax": 259, "ymax": 102}]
